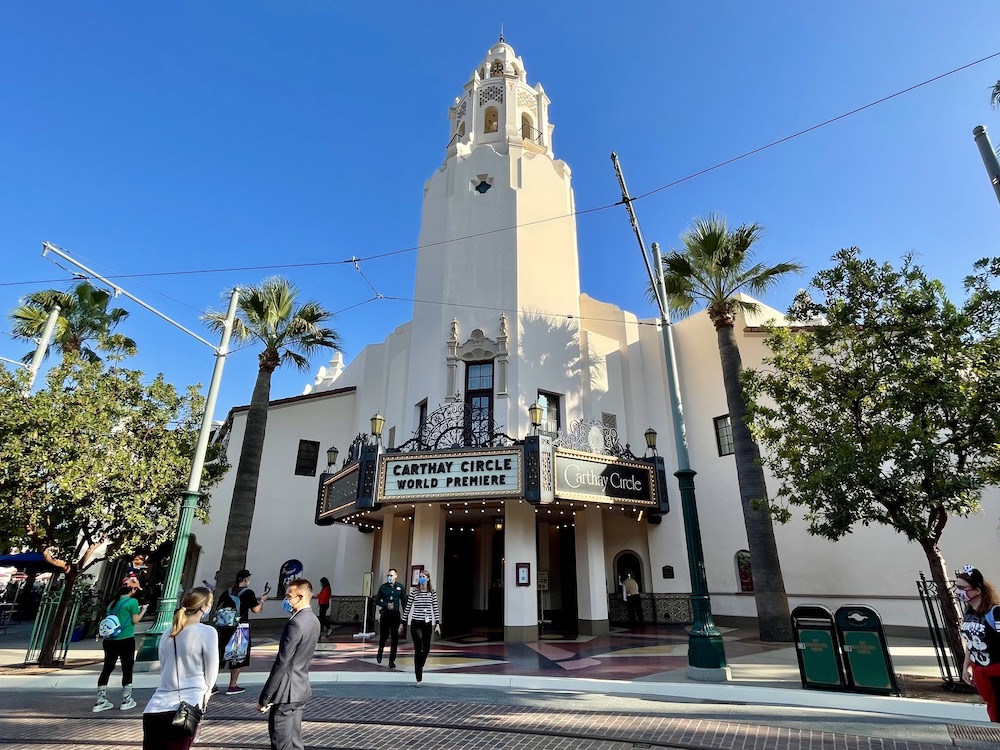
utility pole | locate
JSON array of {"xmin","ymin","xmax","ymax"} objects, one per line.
[
  {"xmin": 39, "ymin": 242, "xmax": 240, "ymax": 665},
  {"xmin": 1, "ymin": 304, "xmax": 61, "ymax": 392},
  {"xmin": 610, "ymin": 152, "xmax": 730, "ymax": 681},
  {"xmin": 973, "ymin": 125, "xmax": 1000, "ymax": 206}
]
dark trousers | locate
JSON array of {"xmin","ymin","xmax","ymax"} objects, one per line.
[
  {"xmin": 411, "ymin": 621, "xmax": 433, "ymax": 682},
  {"xmin": 378, "ymin": 608, "xmax": 400, "ymax": 662},
  {"xmin": 626, "ymin": 595, "xmax": 643, "ymax": 624},
  {"xmin": 142, "ymin": 711, "xmax": 196, "ymax": 750},
  {"xmin": 318, "ymin": 603, "xmax": 330, "ymax": 631},
  {"xmin": 268, "ymin": 701, "xmax": 305, "ymax": 750},
  {"xmin": 99, "ymin": 636, "xmax": 135, "ymax": 686}
]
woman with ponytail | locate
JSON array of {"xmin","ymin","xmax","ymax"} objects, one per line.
[{"xmin": 141, "ymin": 587, "xmax": 219, "ymax": 749}]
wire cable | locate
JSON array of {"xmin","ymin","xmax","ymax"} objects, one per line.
[{"xmin": 3, "ymin": 50, "xmax": 996, "ymax": 291}]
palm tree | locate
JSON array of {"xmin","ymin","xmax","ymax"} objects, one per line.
[
  {"xmin": 656, "ymin": 214, "xmax": 802, "ymax": 642},
  {"xmin": 204, "ymin": 277, "xmax": 341, "ymax": 591},
  {"xmin": 8, "ymin": 281, "xmax": 137, "ymax": 363},
  {"xmin": 991, "ymin": 80, "xmax": 1000, "ymax": 110}
]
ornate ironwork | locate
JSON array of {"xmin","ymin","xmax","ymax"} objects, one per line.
[
  {"xmin": 394, "ymin": 402, "xmax": 514, "ymax": 453},
  {"xmin": 553, "ymin": 418, "xmax": 639, "ymax": 460}
]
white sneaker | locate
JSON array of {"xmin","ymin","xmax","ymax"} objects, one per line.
[
  {"xmin": 120, "ymin": 697, "xmax": 137, "ymax": 710},
  {"xmin": 92, "ymin": 698, "xmax": 114, "ymax": 713}
]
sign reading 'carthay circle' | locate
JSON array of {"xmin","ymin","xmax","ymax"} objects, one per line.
[
  {"xmin": 378, "ymin": 447, "xmax": 522, "ymax": 502},
  {"xmin": 553, "ymin": 448, "xmax": 657, "ymax": 506}
]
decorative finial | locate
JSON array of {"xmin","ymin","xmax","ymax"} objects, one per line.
[{"xmin": 499, "ymin": 24, "xmax": 504, "ymax": 43}]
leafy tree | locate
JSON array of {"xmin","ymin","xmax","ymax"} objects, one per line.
[
  {"xmin": 744, "ymin": 248, "xmax": 1000, "ymax": 668},
  {"xmin": 0, "ymin": 359, "xmax": 228, "ymax": 665},
  {"xmin": 656, "ymin": 214, "xmax": 802, "ymax": 641},
  {"xmin": 992, "ymin": 80, "xmax": 1000, "ymax": 110},
  {"xmin": 204, "ymin": 277, "xmax": 341, "ymax": 593},
  {"xmin": 8, "ymin": 281, "xmax": 137, "ymax": 363}
]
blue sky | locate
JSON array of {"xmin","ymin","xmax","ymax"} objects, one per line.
[{"xmin": 2, "ymin": 3, "xmax": 998, "ymax": 421}]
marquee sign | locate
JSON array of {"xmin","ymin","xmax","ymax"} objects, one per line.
[
  {"xmin": 378, "ymin": 447, "xmax": 522, "ymax": 502},
  {"xmin": 553, "ymin": 448, "xmax": 657, "ymax": 506},
  {"xmin": 315, "ymin": 462, "xmax": 361, "ymax": 524}
]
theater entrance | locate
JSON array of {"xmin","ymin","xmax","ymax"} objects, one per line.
[{"xmin": 442, "ymin": 516, "xmax": 505, "ymax": 638}]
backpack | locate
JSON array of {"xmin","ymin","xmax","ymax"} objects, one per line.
[
  {"xmin": 214, "ymin": 588, "xmax": 245, "ymax": 627},
  {"xmin": 98, "ymin": 599, "xmax": 128, "ymax": 639}
]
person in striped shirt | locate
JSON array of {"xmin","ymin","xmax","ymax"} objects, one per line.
[{"xmin": 399, "ymin": 569, "xmax": 441, "ymax": 685}]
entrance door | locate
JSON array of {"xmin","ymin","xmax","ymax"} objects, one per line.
[{"xmin": 442, "ymin": 523, "xmax": 504, "ymax": 637}]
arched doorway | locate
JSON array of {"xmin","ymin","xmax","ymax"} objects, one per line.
[{"xmin": 613, "ymin": 550, "xmax": 643, "ymax": 595}]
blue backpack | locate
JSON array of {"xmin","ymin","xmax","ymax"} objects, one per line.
[{"xmin": 98, "ymin": 599, "xmax": 128, "ymax": 639}]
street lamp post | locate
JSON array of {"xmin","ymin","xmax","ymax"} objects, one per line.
[
  {"xmin": 38, "ymin": 242, "xmax": 241, "ymax": 666},
  {"xmin": 611, "ymin": 153, "xmax": 730, "ymax": 681}
]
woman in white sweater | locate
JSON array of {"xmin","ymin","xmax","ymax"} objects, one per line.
[{"xmin": 142, "ymin": 587, "xmax": 219, "ymax": 750}]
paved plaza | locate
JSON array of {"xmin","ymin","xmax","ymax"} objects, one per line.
[{"xmin": 1, "ymin": 620, "xmax": 998, "ymax": 749}]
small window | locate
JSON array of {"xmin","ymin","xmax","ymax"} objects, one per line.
[
  {"xmin": 736, "ymin": 550, "xmax": 754, "ymax": 592},
  {"xmin": 457, "ymin": 121, "xmax": 466, "ymax": 138},
  {"xmin": 484, "ymin": 106, "xmax": 499, "ymax": 134},
  {"xmin": 713, "ymin": 415, "xmax": 734, "ymax": 456},
  {"xmin": 537, "ymin": 391, "xmax": 561, "ymax": 435},
  {"xmin": 490, "ymin": 58, "xmax": 504, "ymax": 77},
  {"xmin": 520, "ymin": 114, "xmax": 534, "ymax": 141},
  {"xmin": 294, "ymin": 440, "xmax": 321, "ymax": 477},
  {"xmin": 417, "ymin": 400, "xmax": 428, "ymax": 444}
]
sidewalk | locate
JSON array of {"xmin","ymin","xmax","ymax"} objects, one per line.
[{"xmin": 0, "ymin": 618, "xmax": 990, "ymax": 727}]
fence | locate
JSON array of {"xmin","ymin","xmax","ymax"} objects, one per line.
[
  {"xmin": 915, "ymin": 572, "xmax": 963, "ymax": 688},
  {"xmin": 24, "ymin": 586, "xmax": 83, "ymax": 665}
]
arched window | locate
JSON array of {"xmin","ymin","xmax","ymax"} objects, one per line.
[
  {"xmin": 457, "ymin": 121, "xmax": 466, "ymax": 138},
  {"xmin": 490, "ymin": 58, "xmax": 504, "ymax": 77},
  {"xmin": 520, "ymin": 114, "xmax": 534, "ymax": 142},
  {"xmin": 483, "ymin": 107, "xmax": 499, "ymax": 134},
  {"xmin": 735, "ymin": 550, "xmax": 754, "ymax": 592}
]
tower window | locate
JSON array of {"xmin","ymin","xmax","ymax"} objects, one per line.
[
  {"xmin": 457, "ymin": 121, "xmax": 466, "ymax": 138},
  {"xmin": 484, "ymin": 106, "xmax": 499, "ymax": 134},
  {"xmin": 536, "ymin": 391, "xmax": 561, "ymax": 435},
  {"xmin": 490, "ymin": 59, "xmax": 504, "ymax": 77},
  {"xmin": 465, "ymin": 361, "xmax": 494, "ymax": 446},
  {"xmin": 521, "ymin": 114, "xmax": 537, "ymax": 142},
  {"xmin": 714, "ymin": 415, "xmax": 734, "ymax": 456}
]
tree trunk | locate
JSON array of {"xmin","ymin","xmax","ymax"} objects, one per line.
[
  {"xmin": 38, "ymin": 569, "xmax": 77, "ymax": 667},
  {"xmin": 918, "ymin": 539, "xmax": 965, "ymax": 672},
  {"xmin": 716, "ymin": 323, "xmax": 793, "ymax": 642},
  {"xmin": 216, "ymin": 364, "xmax": 274, "ymax": 595}
]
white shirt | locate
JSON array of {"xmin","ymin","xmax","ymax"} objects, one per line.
[{"xmin": 143, "ymin": 623, "xmax": 220, "ymax": 714}]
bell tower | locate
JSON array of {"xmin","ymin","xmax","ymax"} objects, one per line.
[{"xmin": 407, "ymin": 36, "xmax": 583, "ymax": 441}]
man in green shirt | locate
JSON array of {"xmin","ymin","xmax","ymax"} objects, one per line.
[{"xmin": 374, "ymin": 568, "xmax": 406, "ymax": 669}]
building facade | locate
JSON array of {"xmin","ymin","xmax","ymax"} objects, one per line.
[{"xmin": 192, "ymin": 39, "xmax": 1000, "ymax": 638}]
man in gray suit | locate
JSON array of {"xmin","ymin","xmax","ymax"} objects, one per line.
[{"xmin": 258, "ymin": 578, "xmax": 321, "ymax": 750}]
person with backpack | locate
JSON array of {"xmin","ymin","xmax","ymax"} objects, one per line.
[
  {"xmin": 214, "ymin": 569, "xmax": 268, "ymax": 695},
  {"xmin": 141, "ymin": 586, "xmax": 218, "ymax": 749},
  {"xmin": 93, "ymin": 576, "xmax": 147, "ymax": 712}
]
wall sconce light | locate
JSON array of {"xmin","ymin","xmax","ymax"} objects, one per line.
[
  {"xmin": 494, "ymin": 516, "xmax": 504, "ymax": 532},
  {"xmin": 528, "ymin": 402, "xmax": 543, "ymax": 434},
  {"xmin": 370, "ymin": 412, "xmax": 386, "ymax": 441},
  {"xmin": 326, "ymin": 445, "xmax": 339, "ymax": 469},
  {"xmin": 644, "ymin": 426, "xmax": 657, "ymax": 455}
]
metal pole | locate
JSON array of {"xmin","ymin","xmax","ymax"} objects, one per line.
[
  {"xmin": 972, "ymin": 125, "xmax": 1000, "ymax": 206},
  {"xmin": 610, "ymin": 152, "xmax": 728, "ymax": 680},
  {"xmin": 136, "ymin": 288, "xmax": 240, "ymax": 663},
  {"xmin": 26, "ymin": 305, "xmax": 61, "ymax": 391}
]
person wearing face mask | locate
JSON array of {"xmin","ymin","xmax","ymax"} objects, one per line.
[
  {"xmin": 258, "ymin": 579, "xmax": 320, "ymax": 750},
  {"xmin": 956, "ymin": 565, "xmax": 1000, "ymax": 722},
  {"xmin": 141, "ymin": 587, "xmax": 219, "ymax": 749},
  {"xmin": 399, "ymin": 569, "xmax": 441, "ymax": 686},
  {"xmin": 374, "ymin": 568, "xmax": 406, "ymax": 668},
  {"xmin": 214, "ymin": 569, "xmax": 268, "ymax": 695}
]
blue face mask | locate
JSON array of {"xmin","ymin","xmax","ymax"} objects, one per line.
[
  {"xmin": 418, "ymin": 576, "xmax": 428, "ymax": 586},
  {"xmin": 387, "ymin": 576, "xmax": 394, "ymax": 583},
  {"xmin": 282, "ymin": 596, "xmax": 299, "ymax": 614}
]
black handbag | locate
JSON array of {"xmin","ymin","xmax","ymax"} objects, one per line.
[{"xmin": 170, "ymin": 636, "xmax": 205, "ymax": 737}]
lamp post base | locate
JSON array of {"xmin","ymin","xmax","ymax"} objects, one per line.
[{"xmin": 687, "ymin": 664, "xmax": 733, "ymax": 682}]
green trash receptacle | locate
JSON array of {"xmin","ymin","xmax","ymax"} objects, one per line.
[
  {"xmin": 791, "ymin": 604, "xmax": 846, "ymax": 690},
  {"xmin": 835, "ymin": 604, "xmax": 899, "ymax": 695}
]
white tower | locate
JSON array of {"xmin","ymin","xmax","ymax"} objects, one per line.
[{"xmin": 406, "ymin": 37, "xmax": 583, "ymax": 440}]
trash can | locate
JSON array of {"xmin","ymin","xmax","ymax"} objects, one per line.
[
  {"xmin": 835, "ymin": 605, "xmax": 899, "ymax": 695},
  {"xmin": 791, "ymin": 604, "xmax": 846, "ymax": 690}
]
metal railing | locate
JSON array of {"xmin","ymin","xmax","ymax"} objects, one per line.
[
  {"xmin": 24, "ymin": 587, "xmax": 83, "ymax": 665},
  {"xmin": 915, "ymin": 572, "xmax": 963, "ymax": 688}
]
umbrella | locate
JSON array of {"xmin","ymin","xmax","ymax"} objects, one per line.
[{"xmin": 0, "ymin": 552, "xmax": 65, "ymax": 574}]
